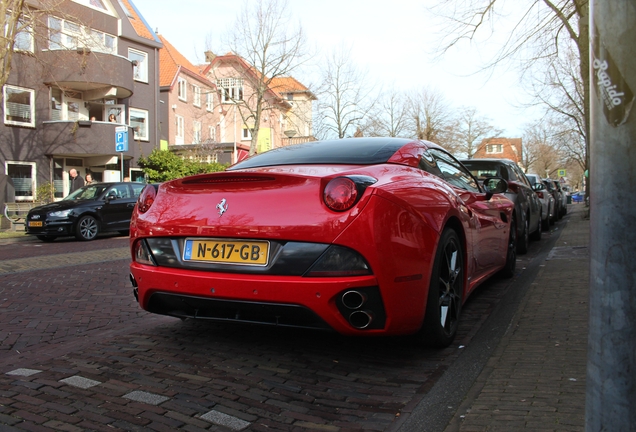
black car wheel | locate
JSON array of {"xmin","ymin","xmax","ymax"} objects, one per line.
[
  {"xmin": 75, "ymin": 215, "xmax": 99, "ymax": 241},
  {"xmin": 36, "ymin": 235, "xmax": 56, "ymax": 242},
  {"xmin": 419, "ymin": 229, "xmax": 464, "ymax": 348},
  {"xmin": 500, "ymin": 215, "xmax": 517, "ymax": 278},
  {"xmin": 517, "ymin": 216, "xmax": 529, "ymax": 254}
]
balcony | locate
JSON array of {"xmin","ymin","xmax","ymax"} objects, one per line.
[
  {"xmin": 41, "ymin": 50, "xmax": 134, "ymax": 99},
  {"xmin": 41, "ymin": 120, "xmax": 134, "ymax": 157}
]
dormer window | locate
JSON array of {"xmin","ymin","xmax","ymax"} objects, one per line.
[{"xmin": 486, "ymin": 144, "xmax": 503, "ymax": 154}]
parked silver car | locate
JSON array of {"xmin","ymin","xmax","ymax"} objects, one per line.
[{"xmin": 526, "ymin": 173, "xmax": 554, "ymax": 231}]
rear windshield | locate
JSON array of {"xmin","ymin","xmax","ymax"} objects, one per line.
[{"xmin": 229, "ymin": 138, "xmax": 411, "ymax": 170}]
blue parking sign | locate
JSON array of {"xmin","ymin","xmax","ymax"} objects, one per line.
[{"xmin": 115, "ymin": 126, "xmax": 128, "ymax": 152}]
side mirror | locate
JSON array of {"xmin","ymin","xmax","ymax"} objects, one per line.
[
  {"xmin": 483, "ymin": 177, "xmax": 508, "ymax": 200},
  {"xmin": 106, "ymin": 192, "xmax": 117, "ymax": 201}
]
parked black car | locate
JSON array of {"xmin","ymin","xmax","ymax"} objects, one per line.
[
  {"xmin": 25, "ymin": 182, "xmax": 146, "ymax": 242},
  {"xmin": 461, "ymin": 158, "xmax": 542, "ymax": 254}
]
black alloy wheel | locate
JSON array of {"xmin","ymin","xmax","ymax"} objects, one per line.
[
  {"xmin": 419, "ymin": 229, "xmax": 464, "ymax": 348},
  {"xmin": 75, "ymin": 215, "xmax": 99, "ymax": 241},
  {"xmin": 500, "ymin": 215, "xmax": 517, "ymax": 278}
]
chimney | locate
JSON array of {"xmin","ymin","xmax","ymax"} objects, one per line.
[{"xmin": 205, "ymin": 51, "xmax": 216, "ymax": 63}]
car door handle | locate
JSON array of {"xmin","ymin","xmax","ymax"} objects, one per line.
[{"xmin": 127, "ymin": 203, "xmax": 135, "ymax": 208}]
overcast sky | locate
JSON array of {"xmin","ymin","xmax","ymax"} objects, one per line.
[{"xmin": 130, "ymin": 0, "xmax": 540, "ymax": 137}]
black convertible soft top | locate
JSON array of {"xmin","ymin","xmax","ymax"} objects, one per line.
[{"xmin": 228, "ymin": 137, "xmax": 414, "ymax": 170}]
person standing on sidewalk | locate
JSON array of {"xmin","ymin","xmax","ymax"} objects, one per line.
[{"xmin": 69, "ymin": 169, "xmax": 85, "ymax": 194}]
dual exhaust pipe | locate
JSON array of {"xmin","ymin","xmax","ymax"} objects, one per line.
[{"xmin": 341, "ymin": 290, "xmax": 373, "ymax": 329}]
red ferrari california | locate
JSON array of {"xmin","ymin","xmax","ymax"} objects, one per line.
[{"xmin": 129, "ymin": 137, "xmax": 516, "ymax": 347}]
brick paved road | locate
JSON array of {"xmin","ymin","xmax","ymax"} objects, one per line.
[{"xmin": 0, "ymin": 226, "xmax": 564, "ymax": 431}]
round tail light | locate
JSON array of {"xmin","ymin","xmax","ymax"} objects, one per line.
[
  {"xmin": 324, "ymin": 177, "xmax": 358, "ymax": 211},
  {"xmin": 137, "ymin": 185, "xmax": 157, "ymax": 213}
]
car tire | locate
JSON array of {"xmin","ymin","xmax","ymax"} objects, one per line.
[
  {"xmin": 36, "ymin": 235, "xmax": 56, "ymax": 242},
  {"xmin": 542, "ymin": 214, "xmax": 550, "ymax": 231},
  {"xmin": 418, "ymin": 229, "xmax": 464, "ymax": 348},
  {"xmin": 499, "ymin": 215, "xmax": 517, "ymax": 278},
  {"xmin": 516, "ymin": 216, "xmax": 529, "ymax": 255},
  {"xmin": 75, "ymin": 215, "xmax": 99, "ymax": 241}
]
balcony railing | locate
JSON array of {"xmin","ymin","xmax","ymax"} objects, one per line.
[{"xmin": 41, "ymin": 120, "xmax": 134, "ymax": 155}]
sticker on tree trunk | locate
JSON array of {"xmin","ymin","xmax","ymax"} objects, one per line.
[{"xmin": 592, "ymin": 26, "xmax": 634, "ymax": 127}]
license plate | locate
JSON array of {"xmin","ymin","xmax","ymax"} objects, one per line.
[
  {"xmin": 28, "ymin": 221, "xmax": 43, "ymax": 227},
  {"xmin": 183, "ymin": 239, "xmax": 269, "ymax": 265}
]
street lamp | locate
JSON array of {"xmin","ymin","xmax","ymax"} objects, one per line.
[{"xmin": 284, "ymin": 129, "xmax": 297, "ymax": 145}]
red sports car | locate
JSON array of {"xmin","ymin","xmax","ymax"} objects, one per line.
[{"xmin": 129, "ymin": 138, "xmax": 516, "ymax": 347}]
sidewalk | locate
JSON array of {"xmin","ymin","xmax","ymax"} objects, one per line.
[{"xmin": 446, "ymin": 203, "xmax": 590, "ymax": 431}]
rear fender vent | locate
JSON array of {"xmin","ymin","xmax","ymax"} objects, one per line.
[{"xmin": 182, "ymin": 175, "xmax": 275, "ymax": 185}]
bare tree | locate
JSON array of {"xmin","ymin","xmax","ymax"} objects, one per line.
[
  {"xmin": 428, "ymin": 0, "xmax": 590, "ymax": 178},
  {"xmin": 221, "ymin": 0, "xmax": 308, "ymax": 155},
  {"xmin": 314, "ymin": 44, "xmax": 376, "ymax": 139},
  {"xmin": 1, "ymin": 0, "xmax": 27, "ymax": 89},
  {"xmin": 362, "ymin": 88, "xmax": 410, "ymax": 137},
  {"xmin": 448, "ymin": 106, "xmax": 502, "ymax": 158},
  {"xmin": 407, "ymin": 86, "xmax": 455, "ymax": 146}
]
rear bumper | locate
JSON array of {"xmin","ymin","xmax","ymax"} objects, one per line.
[{"xmin": 129, "ymin": 263, "xmax": 396, "ymax": 335}]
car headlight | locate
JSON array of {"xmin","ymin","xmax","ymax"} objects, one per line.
[{"xmin": 49, "ymin": 209, "xmax": 72, "ymax": 218}]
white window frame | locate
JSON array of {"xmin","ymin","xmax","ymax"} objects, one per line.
[
  {"xmin": 486, "ymin": 144, "xmax": 503, "ymax": 154},
  {"xmin": 3, "ymin": 84, "xmax": 35, "ymax": 127},
  {"xmin": 175, "ymin": 115, "xmax": 184, "ymax": 144},
  {"xmin": 206, "ymin": 91, "xmax": 214, "ymax": 111},
  {"xmin": 217, "ymin": 78, "xmax": 244, "ymax": 103},
  {"xmin": 193, "ymin": 85, "xmax": 201, "ymax": 107},
  {"xmin": 5, "ymin": 161, "xmax": 36, "ymax": 201},
  {"xmin": 12, "ymin": 18, "xmax": 34, "ymax": 52},
  {"xmin": 128, "ymin": 48, "xmax": 148, "ymax": 83},
  {"xmin": 193, "ymin": 121, "xmax": 202, "ymax": 144},
  {"xmin": 129, "ymin": 107, "xmax": 149, "ymax": 141},
  {"xmin": 242, "ymin": 127, "xmax": 253, "ymax": 140},
  {"xmin": 177, "ymin": 78, "xmax": 187, "ymax": 102},
  {"xmin": 208, "ymin": 126, "xmax": 216, "ymax": 142},
  {"xmin": 48, "ymin": 16, "xmax": 117, "ymax": 54}
]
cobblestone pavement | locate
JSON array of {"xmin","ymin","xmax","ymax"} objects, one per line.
[
  {"xmin": 444, "ymin": 204, "xmax": 589, "ymax": 431},
  {"xmin": 0, "ymin": 213, "xmax": 578, "ymax": 431}
]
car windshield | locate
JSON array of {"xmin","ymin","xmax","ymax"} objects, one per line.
[{"xmin": 64, "ymin": 185, "xmax": 109, "ymax": 201}]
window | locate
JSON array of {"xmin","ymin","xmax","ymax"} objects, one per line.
[
  {"xmin": 208, "ymin": 126, "xmax": 216, "ymax": 142},
  {"xmin": 178, "ymin": 78, "xmax": 187, "ymax": 101},
  {"xmin": 3, "ymin": 85, "xmax": 35, "ymax": 127},
  {"xmin": 128, "ymin": 49, "xmax": 148, "ymax": 82},
  {"xmin": 429, "ymin": 149, "xmax": 480, "ymax": 192},
  {"xmin": 72, "ymin": 0, "xmax": 107, "ymax": 10},
  {"xmin": 175, "ymin": 115, "xmax": 184, "ymax": 144},
  {"xmin": 206, "ymin": 91, "xmax": 214, "ymax": 111},
  {"xmin": 486, "ymin": 144, "xmax": 503, "ymax": 154},
  {"xmin": 193, "ymin": 86, "xmax": 201, "ymax": 107},
  {"xmin": 129, "ymin": 108, "xmax": 149, "ymax": 141},
  {"xmin": 11, "ymin": 17, "xmax": 34, "ymax": 52},
  {"xmin": 193, "ymin": 121, "xmax": 201, "ymax": 144},
  {"xmin": 6, "ymin": 161, "xmax": 36, "ymax": 201},
  {"xmin": 48, "ymin": 16, "xmax": 116, "ymax": 54},
  {"xmin": 242, "ymin": 127, "xmax": 253, "ymax": 140},
  {"xmin": 217, "ymin": 78, "xmax": 243, "ymax": 103}
]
